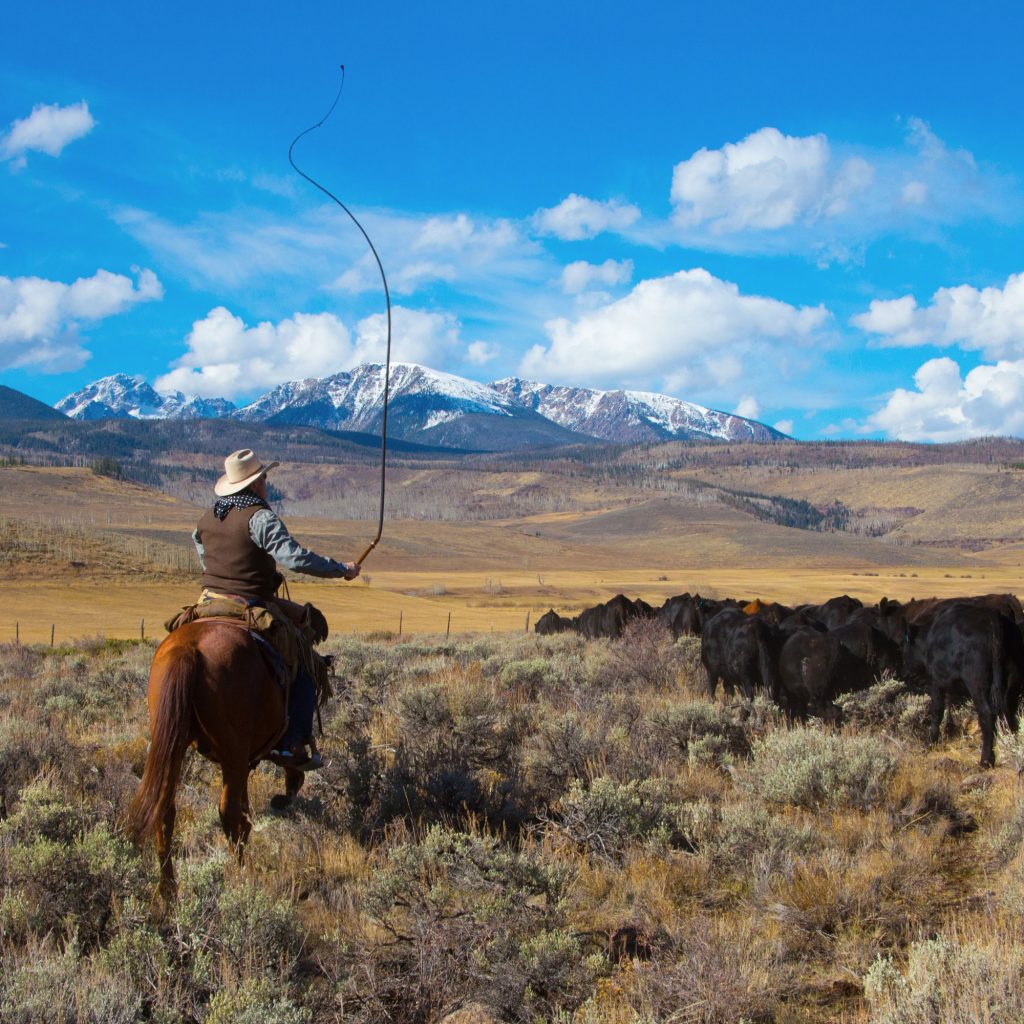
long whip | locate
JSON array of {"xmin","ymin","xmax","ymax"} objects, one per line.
[{"xmin": 288, "ymin": 65, "xmax": 391, "ymax": 565}]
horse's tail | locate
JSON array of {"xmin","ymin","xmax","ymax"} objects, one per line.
[{"xmin": 127, "ymin": 642, "xmax": 199, "ymax": 841}]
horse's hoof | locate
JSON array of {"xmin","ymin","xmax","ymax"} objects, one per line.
[{"xmin": 270, "ymin": 794, "xmax": 292, "ymax": 811}]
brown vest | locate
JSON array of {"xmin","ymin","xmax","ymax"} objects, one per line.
[{"xmin": 197, "ymin": 506, "xmax": 282, "ymax": 600}]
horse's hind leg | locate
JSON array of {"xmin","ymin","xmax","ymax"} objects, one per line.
[
  {"xmin": 270, "ymin": 767, "xmax": 304, "ymax": 811},
  {"xmin": 155, "ymin": 800, "xmax": 177, "ymax": 900},
  {"xmin": 219, "ymin": 763, "xmax": 252, "ymax": 861}
]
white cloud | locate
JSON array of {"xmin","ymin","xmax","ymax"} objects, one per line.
[
  {"xmin": 867, "ymin": 356, "xmax": 1024, "ymax": 441},
  {"xmin": 157, "ymin": 305, "xmax": 468, "ymax": 399},
  {"xmin": 774, "ymin": 419, "xmax": 795, "ymax": 435},
  {"xmin": 0, "ymin": 268, "xmax": 161, "ymax": 372},
  {"xmin": 118, "ymin": 204, "xmax": 546, "ymax": 304},
  {"xmin": 520, "ymin": 267, "xmax": 828, "ymax": 395},
  {"xmin": 852, "ymin": 272, "xmax": 1024, "ymax": 359},
  {"xmin": 466, "ymin": 340, "xmax": 499, "ymax": 365},
  {"xmin": 649, "ymin": 119, "xmax": 1011, "ymax": 258},
  {"xmin": 733, "ymin": 395, "xmax": 760, "ymax": 419},
  {"xmin": 901, "ymin": 180, "xmax": 928, "ymax": 206},
  {"xmin": 2, "ymin": 101, "xmax": 96, "ymax": 169},
  {"xmin": 532, "ymin": 194, "xmax": 641, "ymax": 240},
  {"xmin": 670, "ymin": 127, "xmax": 873, "ymax": 233},
  {"xmin": 561, "ymin": 258, "xmax": 633, "ymax": 295},
  {"xmin": 353, "ymin": 307, "xmax": 463, "ymax": 367}
]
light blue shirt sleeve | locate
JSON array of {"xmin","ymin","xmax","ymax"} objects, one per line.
[
  {"xmin": 192, "ymin": 527, "xmax": 206, "ymax": 570},
  {"xmin": 248, "ymin": 508, "xmax": 351, "ymax": 578}
]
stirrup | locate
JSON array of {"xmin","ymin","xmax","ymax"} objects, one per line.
[{"xmin": 268, "ymin": 747, "xmax": 323, "ymax": 772}]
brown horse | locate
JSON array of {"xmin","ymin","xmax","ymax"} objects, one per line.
[{"xmin": 128, "ymin": 620, "xmax": 304, "ymax": 896}]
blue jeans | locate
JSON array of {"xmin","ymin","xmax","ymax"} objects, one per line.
[{"xmin": 280, "ymin": 669, "xmax": 316, "ymax": 747}]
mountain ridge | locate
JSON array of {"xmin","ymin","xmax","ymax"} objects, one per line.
[{"xmin": 53, "ymin": 363, "xmax": 788, "ymax": 451}]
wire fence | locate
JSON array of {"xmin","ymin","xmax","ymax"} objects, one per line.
[{"xmin": 6, "ymin": 610, "xmax": 536, "ymax": 647}]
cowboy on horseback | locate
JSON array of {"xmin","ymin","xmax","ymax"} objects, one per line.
[{"xmin": 192, "ymin": 448, "xmax": 359, "ymax": 771}]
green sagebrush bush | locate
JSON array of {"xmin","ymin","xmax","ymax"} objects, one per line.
[
  {"xmin": 0, "ymin": 642, "xmax": 43, "ymax": 686},
  {"xmin": 836, "ymin": 675, "xmax": 931, "ymax": 739},
  {"xmin": 205, "ymin": 978, "xmax": 311, "ymax": 1024},
  {"xmin": 864, "ymin": 933, "xmax": 1024, "ymax": 1024},
  {"xmin": 747, "ymin": 726, "xmax": 897, "ymax": 810},
  {"xmin": 0, "ymin": 940, "xmax": 81, "ymax": 1024},
  {"xmin": 173, "ymin": 856, "xmax": 305, "ymax": 989},
  {"xmin": 0, "ymin": 932, "xmax": 156, "ymax": 1024},
  {"xmin": 0, "ymin": 781, "xmax": 146, "ymax": 946},
  {"xmin": 0, "ymin": 717, "xmax": 72, "ymax": 815},
  {"xmin": 650, "ymin": 700, "xmax": 751, "ymax": 766},
  {"xmin": 702, "ymin": 800, "xmax": 817, "ymax": 874},
  {"xmin": 352, "ymin": 826, "xmax": 588, "ymax": 1022},
  {"xmin": 384, "ymin": 680, "xmax": 525, "ymax": 828},
  {"xmin": 522, "ymin": 712, "xmax": 599, "ymax": 803},
  {"xmin": 556, "ymin": 776, "xmax": 706, "ymax": 863}
]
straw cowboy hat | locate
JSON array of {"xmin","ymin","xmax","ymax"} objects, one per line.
[{"xmin": 214, "ymin": 449, "xmax": 280, "ymax": 497}]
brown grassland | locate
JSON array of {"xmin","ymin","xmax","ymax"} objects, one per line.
[
  {"xmin": 1, "ymin": 450, "xmax": 1023, "ymax": 643},
  {"xmin": 2, "ymin": 441, "xmax": 1024, "ymax": 1021}
]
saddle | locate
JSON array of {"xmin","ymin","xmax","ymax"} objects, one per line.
[{"xmin": 164, "ymin": 592, "xmax": 331, "ymax": 703}]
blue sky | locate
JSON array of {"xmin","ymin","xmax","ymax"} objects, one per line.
[{"xmin": 4, "ymin": 0, "xmax": 1024, "ymax": 440}]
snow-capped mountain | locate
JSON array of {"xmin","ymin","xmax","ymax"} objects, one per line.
[
  {"xmin": 56, "ymin": 365, "xmax": 788, "ymax": 449},
  {"xmin": 490, "ymin": 378, "xmax": 786, "ymax": 442},
  {"xmin": 233, "ymin": 362, "xmax": 592, "ymax": 449},
  {"xmin": 55, "ymin": 375, "xmax": 236, "ymax": 421},
  {"xmin": 235, "ymin": 363, "xmax": 514, "ymax": 431}
]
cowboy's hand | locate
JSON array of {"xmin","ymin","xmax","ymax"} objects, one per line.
[{"xmin": 343, "ymin": 561, "xmax": 361, "ymax": 580}]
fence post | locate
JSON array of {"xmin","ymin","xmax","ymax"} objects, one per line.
[
  {"xmin": 525, "ymin": 611, "xmax": 530, "ymax": 633},
  {"xmin": 399, "ymin": 610, "xmax": 403, "ymax": 636},
  {"xmin": 15, "ymin": 622, "xmax": 19, "ymax": 644},
  {"xmin": 50, "ymin": 624, "xmax": 55, "ymax": 647},
  {"xmin": 140, "ymin": 618, "xmax": 145, "ymax": 641},
  {"xmin": 446, "ymin": 612, "xmax": 451, "ymax": 638}
]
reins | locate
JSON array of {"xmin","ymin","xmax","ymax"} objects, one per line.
[{"xmin": 288, "ymin": 65, "xmax": 391, "ymax": 566}]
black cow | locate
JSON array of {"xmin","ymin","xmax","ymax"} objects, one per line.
[
  {"xmin": 829, "ymin": 616, "xmax": 904, "ymax": 678},
  {"xmin": 660, "ymin": 593, "xmax": 710, "ymax": 638},
  {"xmin": 808, "ymin": 594, "xmax": 864, "ymax": 630},
  {"xmin": 776, "ymin": 606, "xmax": 828, "ymax": 635},
  {"xmin": 877, "ymin": 593, "xmax": 1024, "ymax": 646},
  {"xmin": 535, "ymin": 609, "xmax": 576, "ymax": 635},
  {"xmin": 577, "ymin": 594, "xmax": 656, "ymax": 639},
  {"xmin": 777, "ymin": 629, "xmax": 877, "ymax": 723},
  {"xmin": 701, "ymin": 608, "xmax": 783, "ymax": 701},
  {"xmin": 906, "ymin": 601, "xmax": 1024, "ymax": 767}
]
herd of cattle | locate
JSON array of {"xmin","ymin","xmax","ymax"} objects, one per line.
[{"xmin": 535, "ymin": 591, "xmax": 1024, "ymax": 767}]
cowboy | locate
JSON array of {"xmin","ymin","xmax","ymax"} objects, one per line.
[{"xmin": 192, "ymin": 449, "xmax": 360, "ymax": 770}]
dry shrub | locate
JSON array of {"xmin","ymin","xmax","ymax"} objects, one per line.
[
  {"xmin": 347, "ymin": 826, "xmax": 589, "ymax": 1023},
  {"xmin": 555, "ymin": 777, "xmax": 706, "ymax": 864},
  {"xmin": 0, "ymin": 716, "xmax": 71, "ymax": 814},
  {"xmin": 674, "ymin": 634, "xmax": 705, "ymax": 690},
  {"xmin": 624, "ymin": 913, "xmax": 793, "ymax": 1023},
  {"xmin": 523, "ymin": 713, "xmax": 599, "ymax": 804},
  {"xmin": 387, "ymin": 680, "xmax": 524, "ymax": 828},
  {"xmin": 836, "ymin": 676, "xmax": 931, "ymax": 740},
  {"xmin": 0, "ymin": 779, "xmax": 146, "ymax": 946},
  {"xmin": 996, "ymin": 717, "xmax": 1024, "ymax": 775},
  {"xmin": 597, "ymin": 618, "xmax": 681, "ymax": 692},
  {"xmin": 0, "ymin": 642, "xmax": 43, "ymax": 686},
  {"xmin": 650, "ymin": 700, "xmax": 750, "ymax": 766},
  {"xmin": 704, "ymin": 800, "xmax": 817, "ymax": 877},
  {"xmin": 864, "ymin": 918, "xmax": 1024, "ymax": 1023}
]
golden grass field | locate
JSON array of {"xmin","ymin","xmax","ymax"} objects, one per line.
[{"xmin": 2, "ymin": 462, "xmax": 1023, "ymax": 642}]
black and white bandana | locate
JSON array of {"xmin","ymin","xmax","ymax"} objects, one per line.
[{"xmin": 213, "ymin": 492, "xmax": 270, "ymax": 521}]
